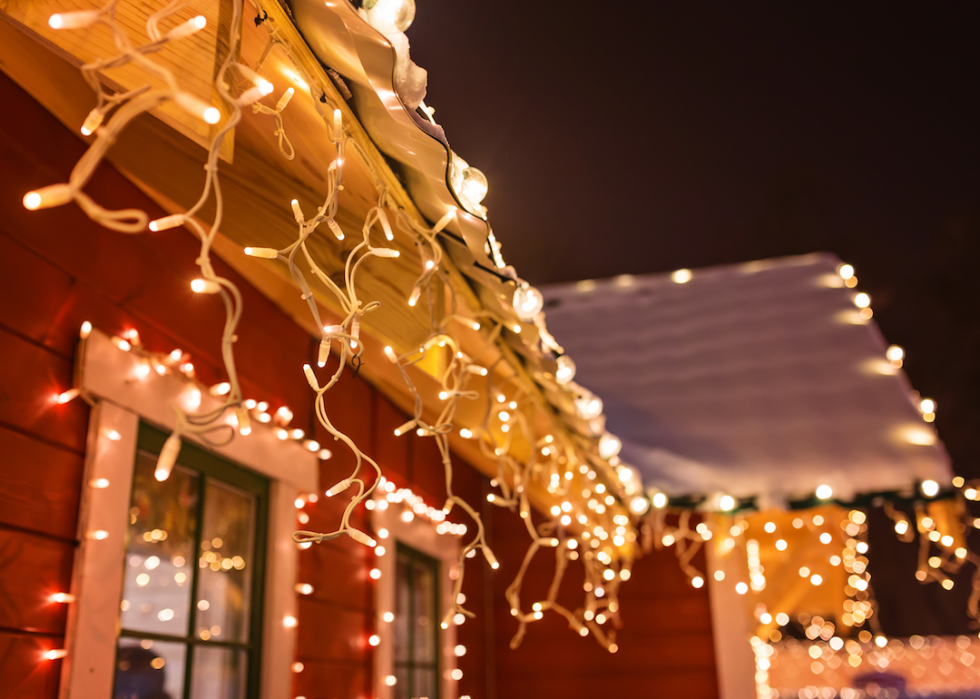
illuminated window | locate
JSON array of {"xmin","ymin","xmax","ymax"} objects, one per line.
[
  {"xmin": 114, "ymin": 423, "xmax": 268, "ymax": 699},
  {"xmin": 393, "ymin": 544, "xmax": 440, "ymax": 699}
]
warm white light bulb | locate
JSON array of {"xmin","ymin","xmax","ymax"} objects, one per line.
[
  {"xmin": 921, "ymin": 479, "xmax": 939, "ymax": 498},
  {"xmin": 244, "ymin": 246, "xmax": 277, "ymax": 259},
  {"xmin": 191, "ymin": 278, "xmax": 220, "ymax": 294},
  {"xmin": 671, "ymin": 268, "xmax": 693, "ymax": 284},
  {"xmin": 23, "ymin": 184, "xmax": 72, "ymax": 211},
  {"xmin": 598, "ymin": 433, "xmax": 622, "ymax": 460},
  {"xmin": 815, "ymin": 484, "xmax": 833, "ymax": 500},
  {"xmin": 555, "ymin": 355, "xmax": 576, "ymax": 384},
  {"xmin": 48, "ymin": 9, "xmax": 101, "ymax": 29},
  {"xmin": 80, "ymin": 108, "xmax": 104, "ymax": 136},
  {"xmin": 168, "ymin": 15, "xmax": 206, "ymax": 40},
  {"xmin": 919, "ymin": 398, "xmax": 936, "ymax": 414},
  {"xmin": 238, "ymin": 84, "xmax": 272, "ymax": 106},
  {"xmin": 574, "ymin": 391, "xmax": 603, "ymax": 420},
  {"xmin": 174, "ymin": 92, "xmax": 219, "ymax": 124},
  {"xmin": 512, "ymin": 284, "xmax": 544, "ymax": 321},
  {"xmin": 718, "ymin": 494, "xmax": 736, "ymax": 512},
  {"xmin": 630, "ymin": 496, "xmax": 649, "ymax": 514},
  {"xmin": 327, "ymin": 218, "xmax": 345, "ymax": 241},
  {"xmin": 149, "ymin": 214, "xmax": 185, "ymax": 232},
  {"xmin": 460, "ymin": 167, "xmax": 488, "ymax": 206},
  {"xmin": 886, "ymin": 345, "xmax": 904, "ymax": 363},
  {"xmin": 303, "ymin": 364, "xmax": 320, "ymax": 391},
  {"xmin": 155, "ymin": 434, "xmax": 181, "ymax": 482},
  {"xmin": 276, "ymin": 87, "xmax": 295, "ymax": 112},
  {"xmin": 853, "ymin": 292, "xmax": 871, "ymax": 309}
]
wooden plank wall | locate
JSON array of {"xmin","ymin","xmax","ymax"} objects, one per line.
[
  {"xmin": 488, "ymin": 504, "xmax": 720, "ymax": 698},
  {"xmin": 0, "ymin": 68, "xmax": 720, "ymax": 699},
  {"xmin": 0, "ymin": 70, "xmax": 492, "ymax": 699}
]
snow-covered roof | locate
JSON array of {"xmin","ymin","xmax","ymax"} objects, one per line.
[{"xmin": 541, "ymin": 253, "xmax": 951, "ymax": 506}]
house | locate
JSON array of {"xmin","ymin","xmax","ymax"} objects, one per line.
[
  {"xmin": 0, "ymin": 0, "xmax": 713, "ymax": 697},
  {"xmin": 0, "ymin": 1, "xmax": 974, "ymax": 698}
]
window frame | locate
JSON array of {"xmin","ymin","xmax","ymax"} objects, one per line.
[
  {"xmin": 60, "ymin": 329, "xmax": 318, "ymax": 699},
  {"xmin": 372, "ymin": 492, "xmax": 460, "ymax": 699}
]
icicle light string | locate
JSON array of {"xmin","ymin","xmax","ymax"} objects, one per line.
[
  {"xmin": 36, "ymin": 0, "xmax": 642, "ymax": 657},
  {"xmin": 377, "ymin": 237, "xmax": 502, "ymax": 626},
  {"xmin": 27, "ymin": 0, "xmax": 264, "ymax": 479},
  {"xmin": 373, "ymin": 223, "xmax": 626, "ymax": 650},
  {"xmin": 474, "ymin": 357, "xmax": 627, "ymax": 652},
  {"xmin": 249, "ymin": 0, "xmax": 644, "ymax": 644},
  {"xmin": 644, "ymin": 491, "xmax": 980, "ymax": 641}
]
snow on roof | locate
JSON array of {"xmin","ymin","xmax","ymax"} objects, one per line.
[{"xmin": 542, "ymin": 253, "xmax": 950, "ymax": 506}]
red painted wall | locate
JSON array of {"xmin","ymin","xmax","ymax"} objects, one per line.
[
  {"xmin": 0, "ymin": 71, "xmax": 491, "ymax": 699},
  {"xmin": 489, "ymin": 509, "xmax": 719, "ymax": 698},
  {"xmin": 0, "ymin": 69, "xmax": 718, "ymax": 699}
]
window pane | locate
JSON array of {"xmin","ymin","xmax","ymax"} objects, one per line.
[
  {"xmin": 394, "ymin": 545, "xmax": 440, "ymax": 699},
  {"xmin": 394, "ymin": 665, "xmax": 409, "ymax": 699},
  {"xmin": 394, "ymin": 555, "xmax": 410, "ymax": 662},
  {"xmin": 113, "ymin": 636, "xmax": 186, "ymax": 699},
  {"xmin": 190, "ymin": 645, "xmax": 247, "ymax": 699},
  {"xmin": 195, "ymin": 478, "xmax": 256, "ymax": 644},
  {"xmin": 121, "ymin": 452, "xmax": 199, "ymax": 636},
  {"xmin": 411, "ymin": 561, "xmax": 436, "ymax": 666},
  {"xmin": 414, "ymin": 666, "xmax": 437, "ymax": 699}
]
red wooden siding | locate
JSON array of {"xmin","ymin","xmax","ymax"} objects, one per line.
[
  {"xmin": 488, "ymin": 505, "xmax": 719, "ymax": 699},
  {"xmin": 0, "ymin": 69, "xmax": 503, "ymax": 699},
  {"xmin": 0, "ymin": 67, "xmax": 719, "ymax": 699}
]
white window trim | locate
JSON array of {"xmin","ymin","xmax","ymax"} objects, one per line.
[
  {"xmin": 60, "ymin": 330, "xmax": 318, "ymax": 699},
  {"xmin": 704, "ymin": 514, "xmax": 759, "ymax": 699},
  {"xmin": 372, "ymin": 498, "xmax": 461, "ymax": 699}
]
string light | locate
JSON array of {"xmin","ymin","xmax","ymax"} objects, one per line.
[
  {"xmin": 555, "ymin": 355, "xmax": 576, "ymax": 384},
  {"xmin": 886, "ymin": 344, "xmax": 905, "ymax": 367},
  {"xmin": 598, "ymin": 433, "xmax": 622, "ymax": 460},
  {"xmin": 574, "ymin": 390, "xmax": 603, "ymax": 420},
  {"xmin": 30, "ymin": 0, "xmax": 654, "ymax": 659},
  {"xmin": 512, "ymin": 284, "xmax": 544, "ymax": 320}
]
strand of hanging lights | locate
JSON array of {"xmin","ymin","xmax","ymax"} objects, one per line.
[{"xmin": 32, "ymin": 0, "xmax": 643, "ymax": 674}]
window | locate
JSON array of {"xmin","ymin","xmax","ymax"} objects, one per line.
[
  {"xmin": 370, "ymin": 485, "xmax": 459, "ymax": 699},
  {"xmin": 113, "ymin": 424, "xmax": 268, "ymax": 699},
  {"xmin": 393, "ymin": 544, "xmax": 440, "ymax": 699},
  {"xmin": 63, "ymin": 330, "xmax": 317, "ymax": 699}
]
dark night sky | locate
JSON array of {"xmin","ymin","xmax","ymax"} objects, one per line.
[{"xmin": 408, "ymin": 3, "xmax": 980, "ymax": 633}]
